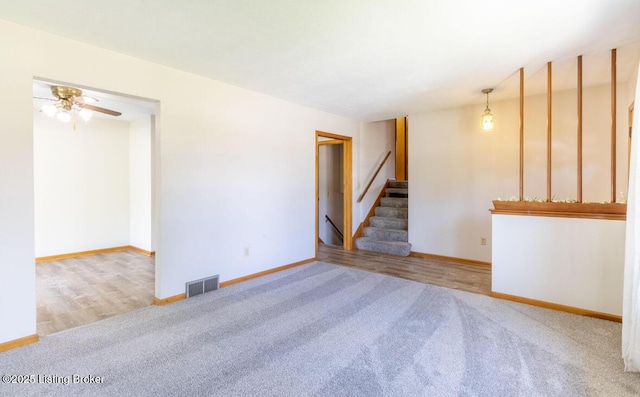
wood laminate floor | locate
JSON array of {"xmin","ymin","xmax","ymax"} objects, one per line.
[
  {"xmin": 36, "ymin": 250, "xmax": 154, "ymax": 336},
  {"xmin": 318, "ymin": 244, "xmax": 491, "ymax": 296}
]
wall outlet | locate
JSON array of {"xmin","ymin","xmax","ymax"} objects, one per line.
[
  {"xmin": 480, "ymin": 237, "xmax": 487, "ymax": 246},
  {"xmin": 244, "ymin": 247, "xmax": 250, "ymax": 257}
]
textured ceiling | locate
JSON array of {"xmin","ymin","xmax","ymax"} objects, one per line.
[{"xmin": 3, "ymin": 0, "xmax": 640, "ymax": 121}]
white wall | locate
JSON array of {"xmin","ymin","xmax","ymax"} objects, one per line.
[
  {"xmin": 492, "ymin": 215, "xmax": 625, "ymax": 316},
  {"xmin": 409, "ymin": 101, "xmax": 518, "ymax": 262},
  {"xmin": 129, "ymin": 116, "xmax": 153, "ymax": 252},
  {"xmin": 33, "ymin": 113, "xmax": 130, "ymax": 257},
  {"xmin": 0, "ymin": 20, "xmax": 358, "ymax": 344},
  {"xmin": 409, "ymin": 82, "xmax": 632, "ymax": 262},
  {"xmin": 357, "ymin": 120, "xmax": 396, "ymax": 219}
]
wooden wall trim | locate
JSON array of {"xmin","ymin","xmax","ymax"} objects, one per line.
[
  {"xmin": 0, "ymin": 334, "xmax": 39, "ymax": 353},
  {"xmin": 220, "ymin": 258, "xmax": 315, "ymax": 288},
  {"xmin": 410, "ymin": 251, "xmax": 491, "ymax": 268},
  {"xmin": 318, "ymin": 139, "xmax": 343, "ymax": 145},
  {"xmin": 36, "ymin": 246, "xmax": 131, "ymax": 262},
  {"xmin": 153, "ymin": 293, "xmax": 186, "ymax": 306},
  {"xmin": 343, "ymin": 139, "xmax": 353, "ymax": 250},
  {"xmin": 315, "ymin": 130, "xmax": 350, "ymax": 140},
  {"xmin": 128, "ymin": 245, "xmax": 155, "ymax": 257},
  {"xmin": 36, "ymin": 245, "xmax": 154, "ymax": 262},
  {"xmin": 491, "ymin": 291, "xmax": 621, "ymax": 323}
]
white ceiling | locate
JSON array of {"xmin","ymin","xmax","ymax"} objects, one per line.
[{"xmin": 4, "ymin": 0, "xmax": 640, "ymax": 121}]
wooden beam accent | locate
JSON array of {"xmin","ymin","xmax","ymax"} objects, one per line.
[
  {"xmin": 519, "ymin": 67, "xmax": 524, "ymax": 201},
  {"xmin": 0, "ymin": 334, "xmax": 39, "ymax": 353},
  {"xmin": 491, "ymin": 291, "xmax": 621, "ymax": 322},
  {"xmin": 547, "ymin": 61, "xmax": 552, "ymax": 202},
  {"xmin": 611, "ymin": 48, "xmax": 617, "ymax": 203},
  {"xmin": 220, "ymin": 258, "xmax": 315, "ymax": 288},
  {"xmin": 395, "ymin": 117, "xmax": 407, "ymax": 181},
  {"xmin": 153, "ymin": 293, "xmax": 186, "ymax": 306},
  {"xmin": 577, "ymin": 55, "xmax": 583, "ymax": 202}
]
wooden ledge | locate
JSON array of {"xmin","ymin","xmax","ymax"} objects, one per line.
[{"xmin": 490, "ymin": 200, "xmax": 626, "ymax": 220}]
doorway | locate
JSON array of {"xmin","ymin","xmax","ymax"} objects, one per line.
[
  {"xmin": 316, "ymin": 131, "xmax": 353, "ymax": 257},
  {"xmin": 32, "ymin": 78, "xmax": 158, "ymax": 335}
]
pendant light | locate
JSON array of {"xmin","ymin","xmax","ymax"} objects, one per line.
[{"xmin": 481, "ymin": 88, "xmax": 494, "ymax": 131}]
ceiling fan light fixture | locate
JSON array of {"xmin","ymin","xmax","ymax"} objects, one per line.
[
  {"xmin": 41, "ymin": 103, "xmax": 57, "ymax": 117},
  {"xmin": 56, "ymin": 111, "xmax": 71, "ymax": 123},
  {"xmin": 79, "ymin": 108, "xmax": 93, "ymax": 121},
  {"xmin": 82, "ymin": 96, "xmax": 98, "ymax": 104}
]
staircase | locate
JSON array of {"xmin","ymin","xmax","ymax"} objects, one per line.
[{"xmin": 355, "ymin": 180, "xmax": 411, "ymax": 256}]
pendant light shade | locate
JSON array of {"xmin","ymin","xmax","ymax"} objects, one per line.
[{"xmin": 481, "ymin": 88, "xmax": 494, "ymax": 131}]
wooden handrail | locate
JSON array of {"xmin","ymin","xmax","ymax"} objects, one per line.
[
  {"xmin": 325, "ymin": 215, "xmax": 344, "ymax": 241},
  {"xmin": 357, "ymin": 151, "xmax": 392, "ymax": 203}
]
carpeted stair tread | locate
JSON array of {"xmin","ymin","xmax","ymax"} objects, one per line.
[
  {"xmin": 385, "ymin": 188, "xmax": 408, "ymax": 198},
  {"xmin": 375, "ymin": 206, "xmax": 408, "ymax": 219},
  {"xmin": 363, "ymin": 226, "xmax": 408, "ymax": 242},
  {"xmin": 369, "ymin": 216, "xmax": 408, "ymax": 230},
  {"xmin": 380, "ymin": 197, "xmax": 408, "ymax": 208},
  {"xmin": 355, "ymin": 237, "xmax": 412, "ymax": 256},
  {"xmin": 388, "ymin": 180, "xmax": 408, "ymax": 189}
]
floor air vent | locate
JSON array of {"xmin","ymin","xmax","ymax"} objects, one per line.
[{"xmin": 186, "ymin": 275, "xmax": 219, "ymax": 298}]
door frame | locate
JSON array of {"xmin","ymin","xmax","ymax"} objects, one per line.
[{"xmin": 316, "ymin": 131, "xmax": 353, "ymax": 257}]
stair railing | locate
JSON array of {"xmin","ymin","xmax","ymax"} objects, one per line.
[
  {"xmin": 357, "ymin": 151, "xmax": 392, "ymax": 203},
  {"xmin": 325, "ymin": 215, "xmax": 344, "ymax": 241}
]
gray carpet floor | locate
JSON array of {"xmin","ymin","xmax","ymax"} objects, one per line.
[{"xmin": 1, "ymin": 261, "xmax": 639, "ymax": 396}]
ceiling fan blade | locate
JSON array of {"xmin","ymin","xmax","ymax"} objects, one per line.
[{"xmin": 80, "ymin": 103, "xmax": 122, "ymax": 117}]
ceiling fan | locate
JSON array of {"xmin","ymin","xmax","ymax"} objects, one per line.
[{"xmin": 36, "ymin": 85, "xmax": 122, "ymax": 121}]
